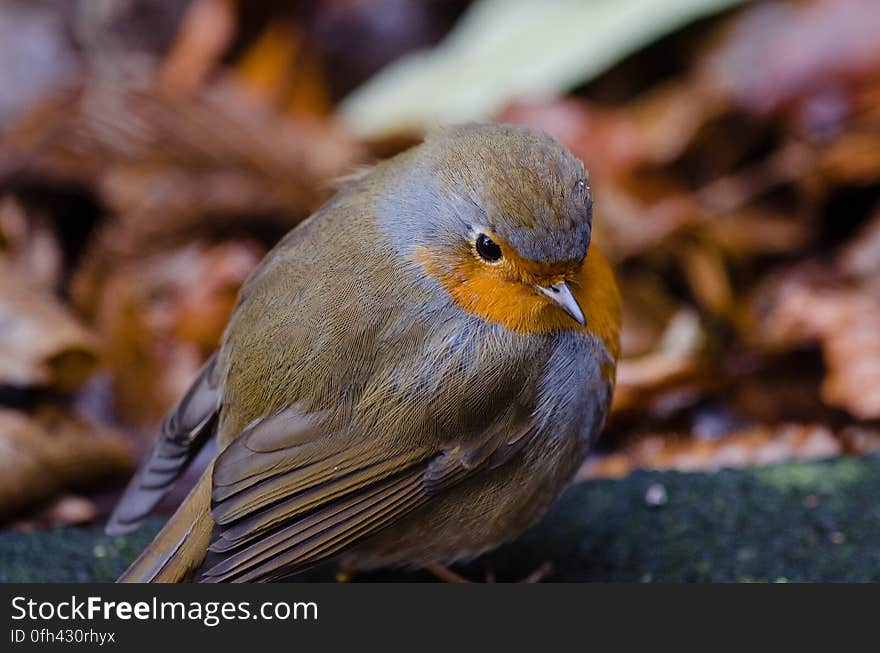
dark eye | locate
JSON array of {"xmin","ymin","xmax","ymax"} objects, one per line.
[{"xmin": 475, "ymin": 233, "xmax": 502, "ymax": 262}]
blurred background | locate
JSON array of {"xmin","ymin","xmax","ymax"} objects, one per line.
[{"xmin": 1, "ymin": 0, "xmax": 879, "ymax": 581}]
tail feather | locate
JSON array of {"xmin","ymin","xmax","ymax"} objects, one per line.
[{"xmin": 118, "ymin": 465, "xmax": 215, "ymax": 583}]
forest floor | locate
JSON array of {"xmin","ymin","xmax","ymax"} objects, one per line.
[{"xmin": 4, "ymin": 454, "xmax": 879, "ymax": 583}]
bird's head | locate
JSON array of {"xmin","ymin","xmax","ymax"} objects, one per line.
[{"xmin": 376, "ymin": 123, "xmax": 620, "ymax": 357}]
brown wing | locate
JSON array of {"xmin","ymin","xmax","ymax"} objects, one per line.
[
  {"xmin": 106, "ymin": 353, "xmax": 221, "ymax": 535},
  {"xmin": 196, "ymin": 397, "xmax": 539, "ymax": 582}
]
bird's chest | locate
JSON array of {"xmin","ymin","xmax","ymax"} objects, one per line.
[
  {"xmin": 380, "ymin": 316, "xmax": 605, "ymax": 449},
  {"xmin": 534, "ymin": 329, "xmax": 611, "ymax": 451}
]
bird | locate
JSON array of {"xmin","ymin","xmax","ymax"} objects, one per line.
[{"xmin": 107, "ymin": 122, "xmax": 621, "ymax": 582}]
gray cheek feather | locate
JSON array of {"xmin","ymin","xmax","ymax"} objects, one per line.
[{"xmin": 534, "ymin": 331, "xmax": 614, "ymax": 450}]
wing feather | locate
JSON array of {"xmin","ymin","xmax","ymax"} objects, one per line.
[
  {"xmin": 197, "ymin": 391, "xmax": 541, "ymax": 581},
  {"xmin": 106, "ymin": 353, "xmax": 221, "ymax": 535},
  {"xmin": 200, "ymin": 468, "xmax": 426, "ymax": 582}
]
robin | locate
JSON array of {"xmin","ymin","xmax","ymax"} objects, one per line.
[{"xmin": 108, "ymin": 123, "xmax": 621, "ymax": 582}]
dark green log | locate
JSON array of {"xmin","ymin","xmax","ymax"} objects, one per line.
[{"xmin": 3, "ymin": 454, "xmax": 879, "ymax": 582}]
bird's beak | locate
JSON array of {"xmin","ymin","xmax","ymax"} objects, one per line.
[{"xmin": 537, "ymin": 282, "xmax": 586, "ymax": 326}]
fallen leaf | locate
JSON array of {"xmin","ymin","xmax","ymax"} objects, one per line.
[
  {"xmin": 0, "ymin": 196, "xmax": 63, "ymax": 290},
  {"xmin": 3, "ymin": 83, "xmax": 364, "ymax": 230},
  {"xmin": 613, "ymin": 308, "xmax": 704, "ymax": 413},
  {"xmin": 158, "ymin": 0, "xmax": 236, "ymax": 95},
  {"xmin": 840, "ymin": 210, "xmax": 880, "ymax": 281},
  {"xmin": 819, "ymin": 129, "xmax": 880, "ymax": 185},
  {"xmin": 701, "ymin": 0, "xmax": 880, "ymax": 125},
  {"xmin": 11, "ymin": 494, "xmax": 98, "ymax": 531},
  {"xmin": 0, "ymin": 270, "xmax": 99, "ymax": 391},
  {"xmin": 0, "ymin": 407, "xmax": 131, "ymax": 523},
  {"xmin": 751, "ymin": 264, "xmax": 880, "ymax": 420},
  {"xmin": 579, "ymin": 423, "xmax": 844, "ymax": 480},
  {"xmin": 681, "ymin": 240, "xmax": 734, "ymax": 316},
  {"xmin": 74, "ymin": 240, "xmax": 263, "ymax": 424},
  {"xmin": 231, "ymin": 19, "xmax": 331, "ymax": 116}
]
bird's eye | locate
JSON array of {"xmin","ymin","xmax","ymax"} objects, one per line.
[{"xmin": 475, "ymin": 233, "xmax": 502, "ymax": 262}]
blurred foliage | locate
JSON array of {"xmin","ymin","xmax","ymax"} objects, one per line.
[{"xmin": 339, "ymin": 0, "xmax": 747, "ymax": 136}]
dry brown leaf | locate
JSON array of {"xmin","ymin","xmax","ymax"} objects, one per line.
[
  {"xmin": 231, "ymin": 20, "xmax": 331, "ymax": 117},
  {"xmin": 0, "ymin": 196, "xmax": 63, "ymax": 290},
  {"xmin": 499, "ymin": 80, "xmax": 725, "ymax": 178},
  {"xmin": 158, "ymin": 0, "xmax": 236, "ymax": 95},
  {"xmin": 0, "ymin": 407, "xmax": 131, "ymax": 523},
  {"xmin": 579, "ymin": 423, "xmax": 843, "ymax": 480},
  {"xmin": 613, "ymin": 309, "xmax": 704, "ymax": 413},
  {"xmin": 704, "ymin": 208, "xmax": 812, "ymax": 257},
  {"xmin": 694, "ymin": 141, "xmax": 816, "ymax": 215},
  {"xmin": 701, "ymin": 0, "xmax": 880, "ymax": 123},
  {"xmin": 840, "ymin": 210, "xmax": 880, "ymax": 281},
  {"xmin": 819, "ymin": 130, "xmax": 880, "ymax": 185},
  {"xmin": 0, "ymin": 270, "xmax": 99, "ymax": 391},
  {"xmin": 617, "ymin": 271, "xmax": 682, "ymax": 358},
  {"xmin": 11, "ymin": 494, "xmax": 98, "ymax": 531},
  {"xmin": 74, "ymin": 239, "xmax": 262, "ymax": 424},
  {"xmin": 752, "ymin": 264, "xmax": 880, "ymax": 420},
  {"xmin": 2, "ymin": 83, "xmax": 364, "ymax": 229},
  {"xmin": 681, "ymin": 241, "xmax": 734, "ymax": 316}
]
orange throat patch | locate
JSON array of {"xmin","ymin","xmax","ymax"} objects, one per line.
[{"xmin": 416, "ymin": 244, "xmax": 621, "ymax": 366}]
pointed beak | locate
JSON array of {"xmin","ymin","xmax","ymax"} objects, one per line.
[{"xmin": 537, "ymin": 282, "xmax": 586, "ymax": 327}]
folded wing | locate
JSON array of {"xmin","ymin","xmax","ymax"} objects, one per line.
[{"xmin": 198, "ymin": 396, "xmax": 540, "ymax": 582}]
